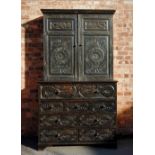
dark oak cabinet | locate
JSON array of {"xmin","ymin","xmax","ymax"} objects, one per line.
[{"xmin": 39, "ymin": 9, "xmax": 116, "ymax": 148}]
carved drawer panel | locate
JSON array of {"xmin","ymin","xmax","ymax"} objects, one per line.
[
  {"xmin": 40, "ymin": 100, "xmax": 115, "ymax": 114},
  {"xmin": 90, "ymin": 101, "xmax": 115, "ymax": 112},
  {"xmin": 79, "ymin": 128, "xmax": 115, "ymax": 142},
  {"xmin": 39, "ymin": 129, "xmax": 77, "ymax": 143},
  {"xmin": 40, "ymin": 101, "xmax": 63, "ymax": 113},
  {"xmin": 64, "ymin": 101, "xmax": 90, "ymax": 112},
  {"xmin": 40, "ymin": 82, "xmax": 116, "ymax": 99},
  {"xmin": 40, "ymin": 84, "xmax": 74, "ymax": 99},
  {"xmin": 64, "ymin": 101, "xmax": 115, "ymax": 113},
  {"xmin": 40, "ymin": 115, "xmax": 78, "ymax": 127},
  {"xmin": 79, "ymin": 113, "xmax": 115, "ymax": 127}
]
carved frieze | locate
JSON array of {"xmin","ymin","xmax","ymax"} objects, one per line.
[
  {"xmin": 84, "ymin": 19, "xmax": 109, "ymax": 31},
  {"xmin": 48, "ymin": 20, "xmax": 73, "ymax": 31}
]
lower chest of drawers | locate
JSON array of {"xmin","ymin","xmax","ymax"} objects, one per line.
[{"xmin": 38, "ymin": 82, "xmax": 117, "ymax": 147}]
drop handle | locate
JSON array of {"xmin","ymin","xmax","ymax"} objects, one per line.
[{"xmin": 73, "ymin": 45, "xmax": 76, "ymax": 48}]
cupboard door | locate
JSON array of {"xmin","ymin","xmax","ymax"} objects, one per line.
[
  {"xmin": 78, "ymin": 14, "xmax": 113, "ymax": 81},
  {"xmin": 44, "ymin": 14, "xmax": 78, "ymax": 81}
]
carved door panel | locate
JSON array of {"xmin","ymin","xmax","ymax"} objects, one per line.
[
  {"xmin": 78, "ymin": 14, "xmax": 113, "ymax": 81},
  {"xmin": 44, "ymin": 14, "xmax": 77, "ymax": 81}
]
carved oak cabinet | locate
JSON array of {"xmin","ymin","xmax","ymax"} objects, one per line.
[{"xmin": 38, "ymin": 9, "xmax": 117, "ymax": 148}]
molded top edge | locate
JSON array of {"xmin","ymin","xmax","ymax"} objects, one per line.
[
  {"xmin": 41, "ymin": 9, "xmax": 116, "ymax": 14},
  {"xmin": 38, "ymin": 80, "xmax": 118, "ymax": 84}
]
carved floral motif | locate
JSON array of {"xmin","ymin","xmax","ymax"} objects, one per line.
[
  {"xmin": 40, "ymin": 129, "xmax": 77, "ymax": 143},
  {"xmin": 79, "ymin": 129, "xmax": 114, "ymax": 142},
  {"xmin": 84, "ymin": 37, "xmax": 108, "ymax": 74},
  {"xmin": 49, "ymin": 20, "xmax": 72, "ymax": 30},
  {"xmin": 84, "ymin": 20, "xmax": 109, "ymax": 31},
  {"xmin": 40, "ymin": 115, "xmax": 78, "ymax": 127},
  {"xmin": 40, "ymin": 83, "xmax": 115, "ymax": 99},
  {"xmin": 49, "ymin": 37, "xmax": 73, "ymax": 75}
]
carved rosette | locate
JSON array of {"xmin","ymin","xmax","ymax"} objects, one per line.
[{"xmin": 98, "ymin": 84, "xmax": 115, "ymax": 97}]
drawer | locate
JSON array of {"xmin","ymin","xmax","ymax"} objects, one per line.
[
  {"xmin": 40, "ymin": 101, "xmax": 63, "ymax": 113},
  {"xmin": 79, "ymin": 128, "xmax": 115, "ymax": 142},
  {"xmin": 39, "ymin": 129, "xmax": 77, "ymax": 143},
  {"xmin": 40, "ymin": 100, "xmax": 115, "ymax": 114},
  {"xmin": 40, "ymin": 114, "xmax": 78, "ymax": 127},
  {"xmin": 39, "ymin": 82, "xmax": 116, "ymax": 99},
  {"xmin": 79, "ymin": 113, "xmax": 115, "ymax": 127},
  {"xmin": 40, "ymin": 112, "xmax": 115, "ymax": 128},
  {"xmin": 64, "ymin": 100, "xmax": 115, "ymax": 113}
]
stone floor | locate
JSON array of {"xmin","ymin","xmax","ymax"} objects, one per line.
[{"xmin": 21, "ymin": 137, "xmax": 133, "ymax": 155}]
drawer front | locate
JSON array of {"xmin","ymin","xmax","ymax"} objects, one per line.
[
  {"xmin": 39, "ymin": 129, "xmax": 77, "ymax": 143},
  {"xmin": 40, "ymin": 83, "xmax": 116, "ymax": 99},
  {"xmin": 79, "ymin": 128, "xmax": 115, "ymax": 142},
  {"xmin": 40, "ymin": 101, "xmax": 63, "ymax": 113},
  {"xmin": 40, "ymin": 113, "xmax": 115, "ymax": 128},
  {"xmin": 79, "ymin": 113, "xmax": 115, "ymax": 127},
  {"xmin": 64, "ymin": 100, "xmax": 115, "ymax": 113},
  {"xmin": 40, "ymin": 100, "xmax": 115, "ymax": 114},
  {"xmin": 40, "ymin": 115, "xmax": 78, "ymax": 127}
]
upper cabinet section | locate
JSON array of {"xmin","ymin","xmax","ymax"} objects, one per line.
[{"xmin": 41, "ymin": 10, "xmax": 115, "ymax": 81}]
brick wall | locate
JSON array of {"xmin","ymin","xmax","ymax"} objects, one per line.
[{"xmin": 21, "ymin": 0, "xmax": 133, "ymax": 136}]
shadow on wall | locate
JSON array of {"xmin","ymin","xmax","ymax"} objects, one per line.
[
  {"xmin": 117, "ymin": 105, "xmax": 133, "ymax": 136},
  {"xmin": 21, "ymin": 17, "xmax": 43, "ymax": 136},
  {"xmin": 21, "ymin": 17, "xmax": 133, "ymax": 137}
]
